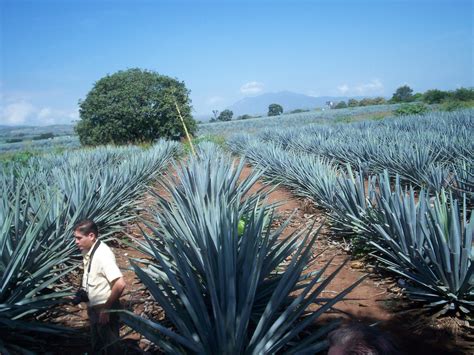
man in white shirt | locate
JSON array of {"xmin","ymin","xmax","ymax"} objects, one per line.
[{"xmin": 73, "ymin": 219, "xmax": 126, "ymax": 354}]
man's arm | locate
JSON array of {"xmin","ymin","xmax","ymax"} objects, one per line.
[{"xmin": 99, "ymin": 277, "xmax": 126, "ymax": 324}]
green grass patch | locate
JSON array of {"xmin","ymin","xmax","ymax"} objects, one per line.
[
  {"xmin": 332, "ymin": 110, "xmax": 395, "ymax": 124},
  {"xmin": 0, "ymin": 150, "xmax": 38, "ymax": 166}
]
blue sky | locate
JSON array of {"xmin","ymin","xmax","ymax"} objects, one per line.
[{"xmin": 1, "ymin": 0, "xmax": 472, "ymax": 125}]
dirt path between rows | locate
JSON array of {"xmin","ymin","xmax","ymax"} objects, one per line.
[
  {"xmin": 240, "ymin": 164, "xmax": 472, "ymax": 354},
  {"xmin": 55, "ymin": 163, "xmax": 471, "ymax": 354},
  {"xmin": 239, "ymin": 165, "xmax": 394, "ymax": 320}
]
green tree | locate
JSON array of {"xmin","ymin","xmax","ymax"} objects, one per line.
[
  {"xmin": 217, "ymin": 109, "xmax": 233, "ymax": 121},
  {"xmin": 411, "ymin": 93, "xmax": 423, "ymax": 101},
  {"xmin": 391, "ymin": 85, "xmax": 414, "ymax": 102},
  {"xmin": 422, "ymin": 89, "xmax": 448, "ymax": 104},
  {"xmin": 334, "ymin": 101, "xmax": 347, "ymax": 109},
  {"xmin": 75, "ymin": 68, "xmax": 195, "ymax": 146},
  {"xmin": 372, "ymin": 97, "xmax": 387, "ymax": 105},
  {"xmin": 347, "ymin": 99, "xmax": 359, "ymax": 107},
  {"xmin": 268, "ymin": 103, "xmax": 283, "ymax": 116},
  {"xmin": 358, "ymin": 98, "xmax": 373, "ymax": 106},
  {"xmin": 452, "ymin": 87, "xmax": 474, "ymax": 101}
]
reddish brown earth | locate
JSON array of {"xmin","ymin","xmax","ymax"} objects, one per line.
[
  {"xmin": 239, "ymin": 165, "xmax": 472, "ymax": 354},
  {"xmin": 50, "ymin": 164, "xmax": 472, "ymax": 354}
]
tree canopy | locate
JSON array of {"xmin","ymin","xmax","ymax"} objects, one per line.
[
  {"xmin": 217, "ymin": 109, "xmax": 233, "ymax": 121},
  {"xmin": 347, "ymin": 99, "xmax": 359, "ymax": 107},
  {"xmin": 75, "ymin": 68, "xmax": 196, "ymax": 146},
  {"xmin": 268, "ymin": 103, "xmax": 283, "ymax": 116},
  {"xmin": 391, "ymin": 85, "xmax": 414, "ymax": 103},
  {"xmin": 452, "ymin": 87, "xmax": 474, "ymax": 101},
  {"xmin": 423, "ymin": 89, "xmax": 449, "ymax": 104},
  {"xmin": 334, "ymin": 101, "xmax": 347, "ymax": 109}
]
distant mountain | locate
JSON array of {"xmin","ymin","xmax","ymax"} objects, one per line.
[{"xmin": 226, "ymin": 91, "xmax": 363, "ymax": 117}]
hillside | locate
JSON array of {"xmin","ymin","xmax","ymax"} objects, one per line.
[{"xmin": 226, "ymin": 91, "xmax": 364, "ymax": 116}]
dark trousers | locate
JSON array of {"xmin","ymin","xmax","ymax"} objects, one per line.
[{"xmin": 87, "ymin": 302, "xmax": 122, "ymax": 354}]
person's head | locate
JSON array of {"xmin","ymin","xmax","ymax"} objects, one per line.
[
  {"xmin": 328, "ymin": 323, "xmax": 400, "ymax": 355},
  {"xmin": 73, "ymin": 219, "xmax": 99, "ymax": 252}
]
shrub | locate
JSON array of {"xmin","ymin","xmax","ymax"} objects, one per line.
[
  {"xmin": 440, "ymin": 100, "xmax": 474, "ymax": 112},
  {"xmin": 5, "ymin": 138, "xmax": 23, "ymax": 143},
  {"xmin": 237, "ymin": 114, "xmax": 252, "ymax": 120},
  {"xmin": 32, "ymin": 132, "xmax": 55, "ymax": 140},
  {"xmin": 289, "ymin": 108, "xmax": 309, "ymax": 114},
  {"xmin": 394, "ymin": 103, "xmax": 428, "ymax": 116}
]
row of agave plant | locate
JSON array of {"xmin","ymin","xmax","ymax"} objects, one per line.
[
  {"xmin": 197, "ymin": 103, "xmax": 402, "ymax": 137},
  {"xmin": 229, "ymin": 109, "xmax": 474, "ymax": 202},
  {"xmin": 227, "ymin": 139, "xmax": 473, "ymax": 316},
  {"xmin": 0, "ymin": 141, "xmax": 180, "ymax": 353},
  {"xmin": 122, "ymin": 144, "xmax": 364, "ymax": 353}
]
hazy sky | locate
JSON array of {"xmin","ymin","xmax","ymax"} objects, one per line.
[{"xmin": 1, "ymin": 0, "xmax": 472, "ymax": 125}]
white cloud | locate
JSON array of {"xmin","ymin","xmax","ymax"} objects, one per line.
[
  {"xmin": 2, "ymin": 101, "xmax": 36, "ymax": 125},
  {"xmin": 0, "ymin": 99, "xmax": 78, "ymax": 126},
  {"xmin": 336, "ymin": 79, "xmax": 384, "ymax": 96},
  {"xmin": 240, "ymin": 81, "xmax": 264, "ymax": 95},
  {"xmin": 355, "ymin": 79, "xmax": 384, "ymax": 95},
  {"xmin": 38, "ymin": 107, "xmax": 52, "ymax": 119},
  {"xmin": 337, "ymin": 84, "xmax": 350, "ymax": 95}
]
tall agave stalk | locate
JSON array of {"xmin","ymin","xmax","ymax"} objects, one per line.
[{"xmin": 123, "ymin": 150, "xmax": 364, "ymax": 354}]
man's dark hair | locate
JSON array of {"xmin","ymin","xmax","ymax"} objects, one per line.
[
  {"xmin": 328, "ymin": 323, "xmax": 400, "ymax": 355},
  {"xmin": 73, "ymin": 219, "xmax": 99, "ymax": 237}
]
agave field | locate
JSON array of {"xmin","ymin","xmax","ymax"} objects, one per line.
[
  {"xmin": 0, "ymin": 141, "xmax": 180, "ymax": 353},
  {"xmin": 0, "ymin": 108, "xmax": 472, "ymax": 353},
  {"xmin": 198, "ymin": 104, "xmax": 401, "ymax": 137},
  {"xmin": 226, "ymin": 109, "xmax": 474, "ymax": 315},
  {"xmin": 119, "ymin": 145, "xmax": 365, "ymax": 353},
  {"xmin": 0, "ymin": 125, "xmax": 79, "ymax": 154}
]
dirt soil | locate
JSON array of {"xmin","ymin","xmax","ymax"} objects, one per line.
[{"xmin": 50, "ymin": 164, "xmax": 473, "ymax": 354}]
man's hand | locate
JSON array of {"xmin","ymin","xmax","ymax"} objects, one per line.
[
  {"xmin": 100, "ymin": 276, "xmax": 126, "ymax": 324},
  {"xmin": 98, "ymin": 309, "xmax": 110, "ymax": 324}
]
